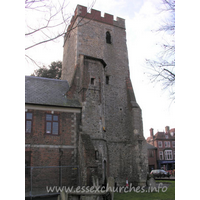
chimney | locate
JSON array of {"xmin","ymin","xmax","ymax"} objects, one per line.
[
  {"xmin": 165, "ymin": 126, "xmax": 170, "ymax": 134},
  {"xmin": 150, "ymin": 128, "xmax": 154, "ymax": 137}
]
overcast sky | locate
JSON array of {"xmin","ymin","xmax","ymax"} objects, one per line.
[{"xmin": 25, "ymin": 0, "xmax": 175, "ymax": 138}]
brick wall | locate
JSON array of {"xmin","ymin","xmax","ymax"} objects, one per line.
[
  {"xmin": 66, "ymin": 5, "xmax": 125, "ymax": 34},
  {"xmin": 25, "ymin": 109, "xmax": 77, "ymax": 146},
  {"xmin": 156, "ymin": 140, "xmax": 175, "ymax": 161},
  {"xmin": 146, "ymin": 129, "xmax": 175, "ymax": 170},
  {"xmin": 25, "ymin": 108, "xmax": 81, "ymax": 193},
  {"xmin": 148, "ymin": 149, "xmax": 157, "ymax": 171}
]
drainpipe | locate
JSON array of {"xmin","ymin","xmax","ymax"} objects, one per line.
[{"xmin": 59, "ymin": 148, "xmax": 63, "ymax": 187}]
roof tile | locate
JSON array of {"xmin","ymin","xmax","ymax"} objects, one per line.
[{"xmin": 25, "ymin": 76, "xmax": 81, "ymax": 108}]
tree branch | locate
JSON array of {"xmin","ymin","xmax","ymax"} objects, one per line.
[
  {"xmin": 25, "ymin": 0, "xmax": 96, "ymax": 65},
  {"xmin": 25, "ymin": 32, "xmax": 65, "ymax": 50},
  {"xmin": 25, "ymin": 54, "xmax": 42, "ymax": 68},
  {"xmin": 163, "ymin": 68, "xmax": 175, "ymax": 78}
]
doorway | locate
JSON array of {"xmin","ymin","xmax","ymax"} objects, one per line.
[{"xmin": 103, "ymin": 160, "xmax": 107, "ymax": 186}]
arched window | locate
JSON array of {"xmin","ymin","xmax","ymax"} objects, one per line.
[{"xmin": 106, "ymin": 31, "xmax": 111, "ymax": 44}]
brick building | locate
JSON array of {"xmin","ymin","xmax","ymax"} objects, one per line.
[
  {"xmin": 25, "ymin": 77, "xmax": 82, "ymax": 196},
  {"xmin": 25, "ymin": 5, "xmax": 148, "ymax": 196},
  {"xmin": 146, "ymin": 126, "xmax": 175, "ymax": 171},
  {"xmin": 147, "ymin": 143, "xmax": 157, "ymax": 172}
]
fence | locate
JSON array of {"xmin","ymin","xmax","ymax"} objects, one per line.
[{"xmin": 25, "ymin": 165, "xmax": 80, "ymax": 198}]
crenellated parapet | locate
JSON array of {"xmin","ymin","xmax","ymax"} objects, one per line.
[{"xmin": 67, "ymin": 5, "xmax": 125, "ymax": 33}]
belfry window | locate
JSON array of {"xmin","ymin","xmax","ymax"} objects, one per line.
[{"xmin": 106, "ymin": 31, "xmax": 111, "ymax": 44}]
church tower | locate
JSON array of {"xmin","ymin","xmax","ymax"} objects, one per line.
[{"xmin": 62, "ymin": 5, "xmax": 148, "ymax": 186}]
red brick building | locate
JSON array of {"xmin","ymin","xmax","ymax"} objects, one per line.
[
  {"xmin": 147, "ymin": 143, "xmax": 157, "ymax": 172},
  {"xmin": 25, "ymin": 76, "xmax": 82, "ymax": 196},
  {"xmin": 146, "ymin": 126, "xmax": 175, "ymax": 171}
]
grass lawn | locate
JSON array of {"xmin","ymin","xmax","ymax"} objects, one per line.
[{"xmin": 114, "ymin": 180, "xmax": 175, "ymax": 200}]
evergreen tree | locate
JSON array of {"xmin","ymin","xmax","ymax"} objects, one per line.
[{"xmin": 31, "ymin": 61, "xmax": 62, "ymax": 79}]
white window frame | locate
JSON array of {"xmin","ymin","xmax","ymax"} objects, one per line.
[
  {"xmin": 172, "ymin": 141, "xmax": 175, "ymax": 148},
  {"xmin": 159, "ymin": 151, "xmax": 163, "ymax": 160},
  {"xmin": 165, "ymin": 141, "xmax": 171, "ymax": 147},
  {"xmin": 158, "ymin": 141, "xmax": 162, "ymax": 148},
  {"xmin": 168, "ymin": 141, "xmax": 170, "ymax": 147},
  {"xmin": 165, "ymin": 150, "xmax": 173, "ymax": 160}
]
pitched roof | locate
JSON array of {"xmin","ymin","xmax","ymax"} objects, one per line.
[
  {"xmin": 146, "ymin": 143, "xmax": 157, "ymax": 150},
  {"xmin": 25, "ymin": 76, "xmax": 81, "ymax": 108},
  {"xmin": 154, "ymin": 132, "xmax": 165, "ymax": 138},
  {"xmin": 154, "ymin": 131, "xmax": 175, "ymax": 139}
]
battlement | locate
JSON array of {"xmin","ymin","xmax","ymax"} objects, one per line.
[{"xmin": 67, "ymin": 5, "xmax": 125, "ymax": 33}]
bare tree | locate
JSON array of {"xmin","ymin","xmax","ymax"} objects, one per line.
[
  {"xmin": 146, "ymin": 0, "xmax": 175, "ymax": 100},
  {"xmin": 25, "ymin": 0, "xmax": 70, "ymax": 49},
  {"xmin": 25, "ymin": 0, "xmax": 96, "ymax": 65}
]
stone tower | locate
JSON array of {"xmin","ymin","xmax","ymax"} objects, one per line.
[{"xmin": 62, "ymin": 5, "xmax": 148, "ymax": 186}]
